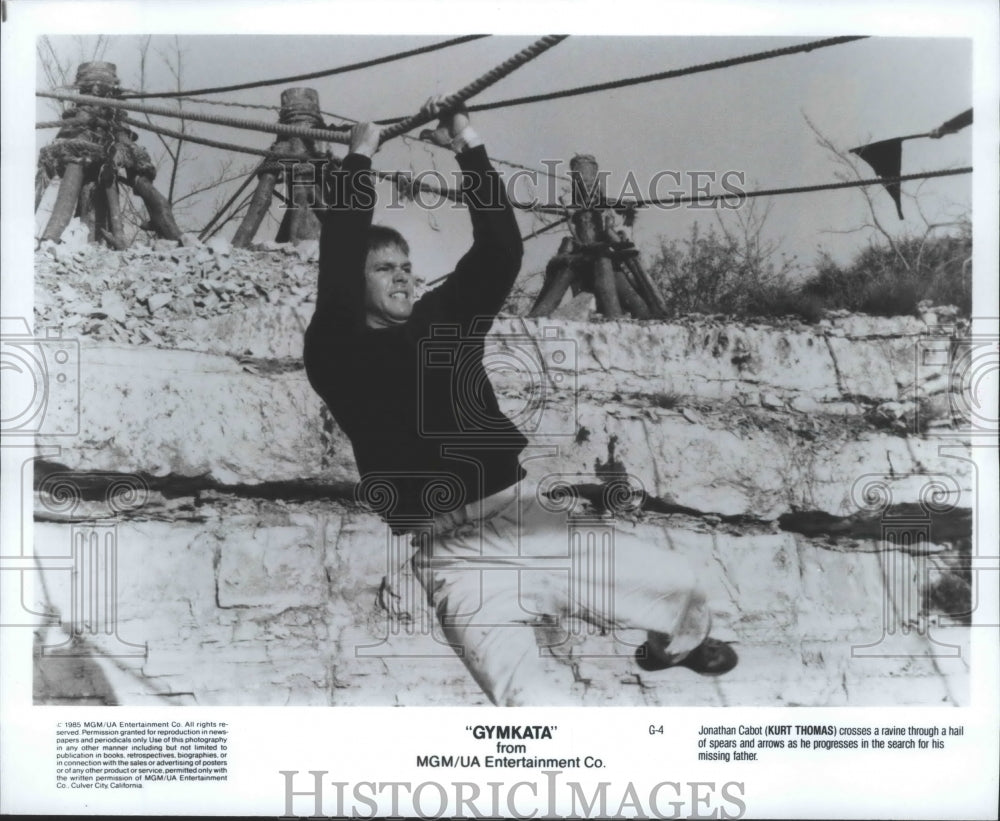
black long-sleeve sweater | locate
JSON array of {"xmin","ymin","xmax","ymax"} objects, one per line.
[{"xmin": 303, "ymin": 146, "xmax": 527, "ymax": 529}]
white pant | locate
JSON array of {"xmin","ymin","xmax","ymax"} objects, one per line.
[{"xmin": 410, "ymin": 480, "xmax": 711, "ymax": 706}]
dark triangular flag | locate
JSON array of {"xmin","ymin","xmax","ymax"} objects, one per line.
[{"xmin": 850, "ymin": 138, "xmax": 904, "ymax": 219}]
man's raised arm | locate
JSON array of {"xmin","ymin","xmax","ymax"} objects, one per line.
[
  {"xmin": 408, "ymin": 100, "xmax": 523, "ymax": 332},
  {"xmin": 304, "ymin": 124, "xmax": 380, "ymax": 377}
]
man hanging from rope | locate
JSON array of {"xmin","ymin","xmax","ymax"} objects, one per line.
[{"xmin": 303, "ymin": 96, "xmax": 737, "ymax": 706}]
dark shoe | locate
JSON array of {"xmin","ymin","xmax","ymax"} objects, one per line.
[{"xmin": 635, "ymin": 637, "xmax": 738, "ymax": 675}]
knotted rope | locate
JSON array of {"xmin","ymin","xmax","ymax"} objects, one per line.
[{"xmin": 37, "ymin": 35, "xmax": 569, "ymax": 147}]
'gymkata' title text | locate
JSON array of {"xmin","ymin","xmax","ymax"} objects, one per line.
[{"xmin": 468, "ymin": 724, "xmax": 554, "ymax": 740}]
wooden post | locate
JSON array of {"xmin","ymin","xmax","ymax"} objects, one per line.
[
  {"xmin": 615, "ymin": 263, "xmax": 652, "ymax": 319},
  {"xmin": 235, "ymin": 87, "xmax": 324, "ymax": 248},
  {"xmin": 132, "ymin": 175, "xmax": 183, "ymax": 241},
  {"xmin": 528, "ymin": 237, "xmax": 578, "ymax": 317},
  {"xmin": 103, "ymin": 171, "xmax": 128, "ymax": 250},
  {"xmin": 621, "ymin": 254, "xmax": 668, "ymax": 318},
  {"xmin": 284, "ymin": 160, "xmax": 323, "ymax": 243},
  {"xmin": 74, "ymin": 60, "xmax": 119, "ymax": 97},
  {"xmin": 527, "ymin": 157, "xmax": 660, "ymax": 320},
  {"xmin": 570, "ymin": 155, "xmax": 622, "ymax": 319},
  {"xmin": 280, "ymin": 88, "xmax": 323, "ymax": 245},
  {"xmin": 71, "ymin": 63, "xmax": 114, "ymax": 245},
  {"xmin": 614, "ymin": 229, "xmax": 669, "ymax": 318},
  {"xmin": 232, "ymin": 171, "xmax": 279, "ymax": 248},
  {"xmin": 35, "ymin": 169, "xmax": 51, "ymax": 212},
  {"xmin": 39, "ymin": 62, "xmax": 116, "ymax": 242},
  {"xmin": 38, "ymin": 61, "xmax": 184, "ymax": 248},
  {"xmin": 79, "ymin": 172, "xmax": 98, "ymax": 243},
  {"xmin": 42, "ymin": 61, "xmax": 185, "ymax": 246},
  {"xmin": 40, "ymin": 162, "xmax": 85, "ymax": 242},
  {"xmin": 529, "ymin": 156, "xmax": 653, "ymax": 319}
]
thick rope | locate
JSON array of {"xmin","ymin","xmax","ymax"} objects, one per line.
[
  {"xmin": 613, "ymin": 167, "xmax": 972, "ymax": 209},
  {"xmin": 116, "ymin": 112, "xmax": 975, "ymax": 214},
  {"xmin": 114, "ymin": 115, "xmax": 564, "ymax": 215},
  {"xmin": 44, "ymin": 107, "xmax": 973, "ymax": 214},
  {"xmin": 38, "ymin": 35, "xmax": 568, "ymax": 147},
  {"xmin": 120, "ymin": 35, "xmax": 490, "ymax": 99},
  {"xmin": 419, "ymin": 167, "xmax": 969, "ymax": 287},
  {"xmin": 131, "ymin": 96, "xmax": 284, "ymax": 113},
  {"xmin": 39, "ymin": 90, "xmax": 354, "ymax": 143},
  {"xmin": 37, "ymin": 138, "xmax": 107, "ymax": 175},
  {"xmin": 294, "ymin": 167, "xmax": 976, "ymax": 214},
  {"xmin": 380, "ymin": 35, "xmax": 868, "ymax": 121},
  {"xmin": 379, "ymin": 35, "xmax": 568, "ymax": 142},
  {"xmin": 122, "ymin": 115, "xmax": 279, "ymax": 157},
  {"xmin": 440, "ymin": 167, "xmax": 973, "ymax": 212},
  {"xmin": 310, "ymin": 109, "xmax": 571, "ymax": 182},
  {"xmin": 482, "ymin": 154, "xmax": 571, "ymax": 182},
  {"xmin": 119, "ymin": 115, "xmax": 324, "ymax": 162},
  {"xmin": 120, "ymin": 114, "xmax": 559, "ymax": 213}
]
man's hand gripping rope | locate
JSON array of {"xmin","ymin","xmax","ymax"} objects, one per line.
[{"xmin": 349, "ymin": 95, "xmax": 474, "ymax": 157}]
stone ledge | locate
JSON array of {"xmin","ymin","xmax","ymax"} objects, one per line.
[
  {"xmin": 36, "ymin": 345, "xmax": 971, "ymax": 519},
  {"xmin": 30, "ymin": 506, "xmax": 969, "ymax": 707}
]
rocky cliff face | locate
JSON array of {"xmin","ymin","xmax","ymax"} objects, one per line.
[{"xmin": 27, "ymin": 236, "xmax": 974, "ymax": 706}]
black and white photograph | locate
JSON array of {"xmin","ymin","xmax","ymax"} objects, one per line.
[{"xmin": 2, "ymin": 0, "xmax": 998, "ymax": 817}]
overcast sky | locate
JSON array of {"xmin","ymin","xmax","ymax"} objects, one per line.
[{"xmin": 19, "ymin": 3, "xmax": 991, "ymax": 295}]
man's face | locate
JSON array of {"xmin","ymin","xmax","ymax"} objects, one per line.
[{"xmin": 364, "ymin": 244, "xmax": 414, "ymax": 328}]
